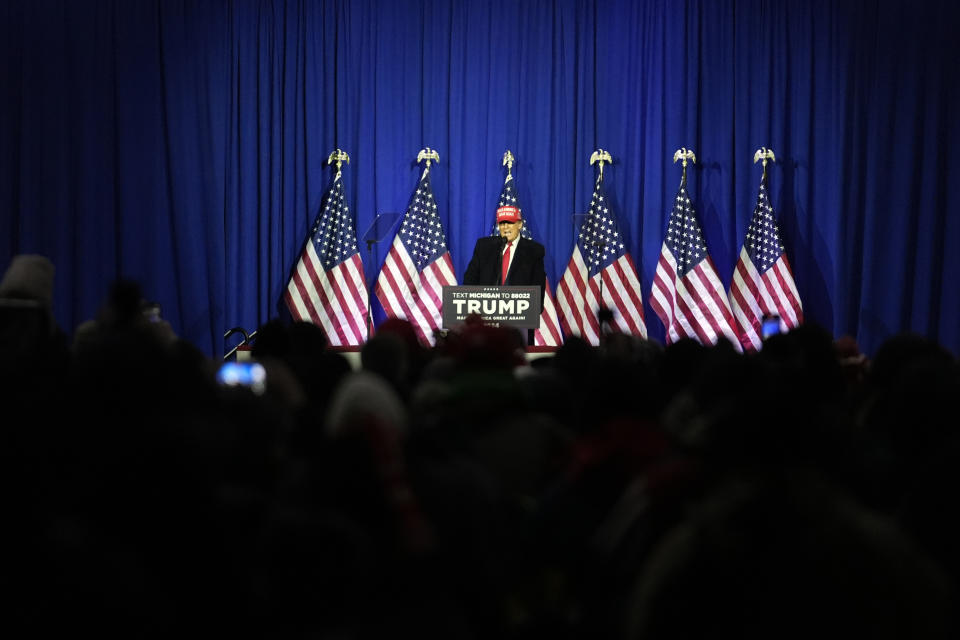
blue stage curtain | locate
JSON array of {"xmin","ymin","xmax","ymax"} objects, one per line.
[{"xmin": 2, "ymin": 0, "xmax": 958, "ymax": 357}]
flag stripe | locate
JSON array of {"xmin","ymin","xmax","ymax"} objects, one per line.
[
  {"xmin": 557, "ymin": 179, "xmax": 647, "ymax": 345},
  {"xmin": 697, "ymin": 258, "xmax": 740, "ymax": 344},
  {"xmin": 601, "ymin": 255, "xmax": 647, "ymax": 338},
  {"xmin": 729, "ymin": 256, "xmax": 764, "ymax": 350},
  {"xmin": 769, "ymin": 258, "xmax": 802, "ymax": 326},
  {"xmin": 674, "ymin": 276, "xmax": 719, "ymax": 345},
  {"xmin": 327, "ymin": 255, "xmax": 368, "ymax": 344},
  {"xmin": 534, "ymin": 279, "xmax": 563, "ymax": 346},
  {"xmin": 649, "ymin": 252, "xmax": 678, "ymax": 331},
  {"xmin": 317, "ymin": 260, "xmax": 362, "ymax": 345},
  {"xmin": 298, "ymin": 245, "xmax": 336, "ymax": 333},
  {"xmin": 698, "ymin": 265, "xmax": 734, "ymax": 343},
  {"xmin": 286, "ymin": 257, "xmax": 322, "ymax": 324},
  {"xmin": 376, "ymin": 242, "xmax": 435, "ymax": 345},
  {"xmin": 299, "ymin": 245, "xmax": 356, "ymax": 345},
  {"xmin": 557, "ymin": 248, "xmax": 601, "ymax": 344},
  {"xmin": 650, "ymin": 183, "xmax": 741, "ymax": 351},
  {"xmin": 285, "ymin": 173, "xmax": 367, "ymax": 346},
  {"xmin": 728, "ymin": 180, "xmax": 803, "ymax": 351},
  {"xmin": 374, "ymin": 170, "xmax": 456, "ymax": 346}
]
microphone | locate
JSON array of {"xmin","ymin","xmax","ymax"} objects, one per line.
[{"xmin": 499, "ymin": 234, "xmax": 508, "ymax": 250}]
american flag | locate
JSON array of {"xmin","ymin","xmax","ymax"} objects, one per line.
[
  {"xmin": 284, "ymin": 170, "xmax": 368, "ymax": 345},
  {"xmin": 374, "ymin": 168, "xmax": 457, "ymax": 346},
  {"xmin": 649, "ymin": 180, "xmax": 741, "ymax": 350},
  {"xmin": 556, "ymin": 177, "xmax": 647, "ymax": 345},
  {"xmin": 490, "ymin": 175, "xmax": 563, "ymax": 346},
  {"xmin": 728, "ymin": 178, "xmax": 803, "ymax": 351}
]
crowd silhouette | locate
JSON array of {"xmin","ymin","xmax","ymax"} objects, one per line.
[{"xmin": 3, "ymin": 254, "xmax": 960, "ymax": 639}]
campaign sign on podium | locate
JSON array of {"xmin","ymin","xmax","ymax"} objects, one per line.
[{"xmin": 442, "ymin": 285, "xmax": 542, "ymax": 329}]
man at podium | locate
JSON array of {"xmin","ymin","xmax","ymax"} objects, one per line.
[{"xmin": 463, "ymin": 205, "xmax": 546, "ymax": 344}]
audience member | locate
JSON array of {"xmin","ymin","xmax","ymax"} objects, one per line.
[{"xmin": 5, "ymin": 282, "xmax": 959, "ymax": 639}]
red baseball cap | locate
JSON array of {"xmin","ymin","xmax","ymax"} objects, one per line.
[{"xmin": 496, "ymin": 205, "xmax": 521, "ymax": 223}]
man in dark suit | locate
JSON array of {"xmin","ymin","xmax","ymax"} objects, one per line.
[{"xmin": 463, "ymin": 205, "xmax": 546, "ymax": 344}]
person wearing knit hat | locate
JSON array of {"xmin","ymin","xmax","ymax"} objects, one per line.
[
  {"xmin": 0, "ymin": 253, "xmax": 65, "ymax": 352},
  {"xmin": 463, "ymin": 205, "xmax": 546, "ymax": 345},
  {"xmin": 0, "ymin": 254, "xmax": 55, "ymax": 309}
]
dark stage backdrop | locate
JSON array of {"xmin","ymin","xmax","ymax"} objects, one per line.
[{"xmin": 2, "ymin": 0, "xmax": 958, "ymax": 358}]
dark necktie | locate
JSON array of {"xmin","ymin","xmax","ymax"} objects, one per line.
[{"xmin": 501, "ymin": 241, "xmax": 512, "ymax": 284}]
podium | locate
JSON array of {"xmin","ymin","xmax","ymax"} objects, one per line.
[{"xmin": 442, "ymin": 285, "xmax": 542, "ymax": 329}]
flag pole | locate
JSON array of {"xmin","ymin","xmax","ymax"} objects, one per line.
[
  {"xmin": 753, "ymin": 147, "xmax": 776, "ymax": 182},
  {"xmin": 327, "ymin": 149, "xmax": 369, "ymax": 340},
  {"xmin": 327, "ymin": 148, "xmax": 350, "ymax": 179},
  {"xmin": 501, "ymin": 150, "xmax": 516, "ymax": 232},
  {"xmin": 590, "ymin": 148, "xmax": 612, "ymax": 182},
  {"xmin": 417, "ymin": 147, "xmax": 440, "ymax": 177},
  {"xmin": 673, "ymin": 147, "xmax": 697, "ymax": 187},
  {"xmin": 589, "ymin": 149, "xmax": 613, "ymax": 332}
]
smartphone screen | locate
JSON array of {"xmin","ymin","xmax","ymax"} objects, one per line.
[
  {"xmin": 761, "ymin": 315, "xmax": 782, "ymax": 340},
  {"xmin": 216, "ymin": 361, "xmax": 267, "ymax": 394}
]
